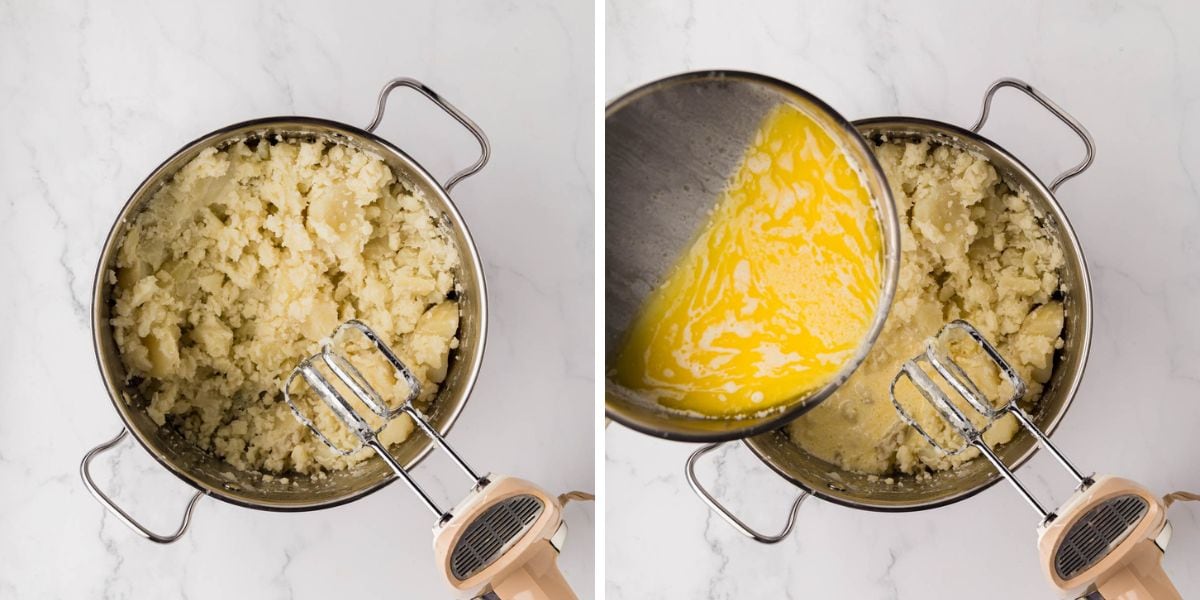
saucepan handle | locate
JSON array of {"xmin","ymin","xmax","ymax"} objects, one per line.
[
  {"xmin": 365, "ymin": 77, "xmax": 491, "ymax": 192},
  {"xmin": 970, "ymin": 77, "xmax": 1096, "ymax": 193},
  {"xmin": 79, "ymin": 428, "xmax": 204, "ymax": 544},
  {"xmin": 685, "ymin": 442, "xmax": 808, "ymax": 545}
]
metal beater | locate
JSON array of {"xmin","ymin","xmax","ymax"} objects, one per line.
[
  {"xmin": 284, "ymin": 320, "xmax": 579, "ymax": 600},
  {"xmin": 891, "ymin": 320, "xmax": 1182, "ymax": 599}
]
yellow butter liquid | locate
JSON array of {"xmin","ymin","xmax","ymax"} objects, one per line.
[{"xmin": 610, "ymin": 103, "xmax": 883, "ymax": 418}]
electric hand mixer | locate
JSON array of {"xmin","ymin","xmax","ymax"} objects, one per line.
[
  {"xmin": 890, "ymin": 320, "xmax": 1197, "ymax": 599},
  {"xmin": 284, "ymin": 320, "xmax": 583, "ymax": 600}
]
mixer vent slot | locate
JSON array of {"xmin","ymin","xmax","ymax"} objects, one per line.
[
  {"xmin": 450, "ymin": 494, "xmax": 544, "ymax": 581},
  {"xmin": 1054, "ymin": 494, "xmax": 1148, "ymax": 581}
]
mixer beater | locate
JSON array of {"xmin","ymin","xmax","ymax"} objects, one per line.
[
  {"xmin": 285, "ymin": 320, "xmax": 583, "ymax": 599},
  {"xmin": 891, "ymin": 320, "xmax": 1190, "ymax": 599}
]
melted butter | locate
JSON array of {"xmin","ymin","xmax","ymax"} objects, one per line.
[{"xmin": 611, "ymin": 103, "xmax": 883, "ymax": 418}]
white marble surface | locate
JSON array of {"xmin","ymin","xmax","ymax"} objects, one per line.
[
  {"xmin": 0, "ymin": 1, "xmax": 593, "ymax": 598},
  {"xmin": 606, "ymin": 1, "xmax": 1200, "ymax": 598}
]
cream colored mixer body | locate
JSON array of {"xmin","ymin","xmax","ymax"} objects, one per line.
[{"xmin": 1038, "ymin": 476, "xmax": 1176, "ymax": 600}]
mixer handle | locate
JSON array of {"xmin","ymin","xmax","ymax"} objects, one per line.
[
  {"xmin": 685, "ymin": 442, "xmax": 808, "ymax": 544},
  {"xmin": 488, "ymin": 540, "xmax": 578, "ymax": 600},
  {"xmin": 1093, "ymin": 538, "xmax": 1182, "ymax": 600},
  {"xmin": 365, "ymin": 77, "xmax": 491, "ymax": 192},
  {"xmin": 79, "ymin": 428, "xmax": 204, "ymax": 544},
  {"xmin": 970, "ymin": 77, "xmax": 1095, "ymax": 193}
]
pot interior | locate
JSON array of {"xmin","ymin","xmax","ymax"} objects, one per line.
[
  {"xmin": 92, "ymin": 118, "xmax": 486, "ymax": 511},
  {"xmin": 745, "ymin": 118, "xmax": 1091, "ymax": 511}
]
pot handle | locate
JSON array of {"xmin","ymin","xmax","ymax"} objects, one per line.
[
  {"xmin": 80, "ymin": 428, "xmax": 203, "ymax": 544},
  {"xmin": 970, "ymin": 77, "xmax": 1096, "ymax": 193},
  {"xmin": 684, "ymin": 442, "xmax": 808, "ymax": 544},
  {"xmin": 365, "ymin": 77, "xmax": 491, "ymax": 192}
]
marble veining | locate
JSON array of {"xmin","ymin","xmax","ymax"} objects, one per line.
[
  {"xmin": 606, "ymin": 0, "xmax": 1200, "ymax": 598},
  {"xmin": 0, "ymin": 1, "xmax": 594, "ymax": 598}
]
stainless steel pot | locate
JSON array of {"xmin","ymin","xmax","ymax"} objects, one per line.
[
  {"xmin": 79, "ymin": 78, "xmax": 491, "ymax": 543},
  {"xmin": 606, "ymin": 73, "xmax": 1096, "ymax": 542}
]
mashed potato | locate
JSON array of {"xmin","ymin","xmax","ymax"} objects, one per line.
[
  {"xmin": 110, "ymin": 137, "xmax": 461, "ymax": 475},
  {"xmin": 786, "ymin": 138, "xmax": 1065, "ymax": 476}
]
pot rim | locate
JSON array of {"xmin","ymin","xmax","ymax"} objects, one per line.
[
  {"xmin": 743, "ymin": 114, "xmax": 1094, "ymax": 512},
  {"xmin": 604, "ymin": 69, "xmax": 902, "ymax": 442},
  {"xmin": 90, "ymin": 114, "xmax": 488, "ymax": 512}
]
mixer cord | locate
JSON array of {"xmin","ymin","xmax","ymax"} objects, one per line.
[
  {"xmin": 557, "ymin": 491, "xmax": 595, "ymax": 506},
  {"xmin": 1163, "ymin": 490, "xmax": 1200, "ymax": 509}
]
